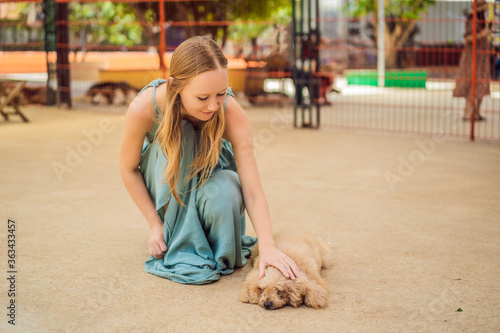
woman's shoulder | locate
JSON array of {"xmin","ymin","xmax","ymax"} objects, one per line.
[
  {"xmin": 125, "ymin": 88, "xmax": 156, "ymax": 134},
  {"xmin": 127, "ymin": 80, "xmax": 168, "ymax": 135},
  {"xmin": 223, "ymin": 92, "xmax": 249, "ymax": 130},
  {"xmin": 128, "ymin": 88, "xmax": 154, "ymax": 116}
]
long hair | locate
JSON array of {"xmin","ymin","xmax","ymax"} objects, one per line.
[{"xmin": 154, "ymin": 36, "xmax": 227, "ymax": 206}]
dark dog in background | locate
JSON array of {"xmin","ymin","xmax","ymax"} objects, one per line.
[{"xmin": 86, "ymin": 81, "xmax": 139, "ymax": 105}]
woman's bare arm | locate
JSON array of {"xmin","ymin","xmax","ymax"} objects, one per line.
[
  {"xmin": 119, "ymin": 88, "xmax": 167, "ymax": 259},
  {"xmin": 223, "ymin": 96, "xmax": 300, "ymax": 279}
]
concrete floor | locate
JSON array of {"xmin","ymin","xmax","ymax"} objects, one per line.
[{"xmin": 0, "ymin": 105, "xmax": 499, "ymax": 332}]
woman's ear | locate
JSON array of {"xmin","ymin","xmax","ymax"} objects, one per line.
[{"xmin": 168, "ymin": 76, "xmax": 174, "ymax": 85}]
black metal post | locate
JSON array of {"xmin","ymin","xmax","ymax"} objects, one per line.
[
  {"xmin": 292, "ymin": 0, "xmax": 321, "ymax": 128},
  {"xmin": 55, "ymin": 1, "xmax": 71, "ymax": 108},
  {"xmin": 43, "ymin": 0, "xmax": 57, "ymax": 106}
]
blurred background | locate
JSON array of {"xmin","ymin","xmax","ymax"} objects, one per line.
[{"xmin": 1, "ymin": 0, "xmax": 499, "ymax": 140}]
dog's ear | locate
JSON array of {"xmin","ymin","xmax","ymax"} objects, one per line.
[
  {"xmin": 239, "ymin": 286, "xmax": 251, "ymax": 303},
  {"xmin": 239, "ymin": 284, "xmax": 262, "ymax": 304},
  {"xmin": 239, "ymin": 269, "xmax": 263, "ymax": 304},
  {"xmin": 285, "ymin": 278, "xmax": 307, "ymax": 308}
]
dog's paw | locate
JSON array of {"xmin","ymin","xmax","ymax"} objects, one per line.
[{"xmin": 239, "ymin": 288, "xmax": 251, "ymax": 303}]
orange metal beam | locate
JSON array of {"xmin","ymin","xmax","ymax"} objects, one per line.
[
  {"xmin": 159, "ymin": 0, "xmax": 166, "ymax": 78},
  {"xmin": 51, "ymin": 0, "xmax": 215, "ymax": 3},
  {"xmin": 470, "ymin": 0, "xmax": 477, "ymax": 141}
]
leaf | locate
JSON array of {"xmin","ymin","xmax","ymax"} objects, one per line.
[{"xmin": 456, "ymin": 308, "xmax": 463, "ymax": 312}]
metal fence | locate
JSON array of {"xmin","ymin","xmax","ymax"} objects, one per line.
[
  {"xmin": 1, "ymin": 0, "xmax": 499, "ymax": 141},
  {"xmin": 313, "ymin": 0, "xmax": 499, "ymax": 141}
]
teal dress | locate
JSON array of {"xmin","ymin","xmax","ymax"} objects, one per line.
[{"xmin": 138, "ymin": 79, "xmax": 257, "ymax": 284}]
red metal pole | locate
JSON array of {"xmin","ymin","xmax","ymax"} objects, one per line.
[
  {"xmin": 470, "ymin": 0, "xmax": 477, "ymax": 141},
  {"xmin": 159, "ymin": 0, "xmax": 166, "ymax": 79}
]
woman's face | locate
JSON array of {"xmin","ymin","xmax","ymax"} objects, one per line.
[{"xmin": 178, "ymin": 68, "xmax": 228, "ymax": 122}]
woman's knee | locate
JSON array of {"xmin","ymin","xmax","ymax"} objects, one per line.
[{"xmin": 197, "ymin": 170, "xmax": 244, "ymax": 220}]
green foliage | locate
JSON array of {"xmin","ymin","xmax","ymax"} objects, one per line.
[
  {"xmin": 0, "ymin": 3, "xmax": 44, "ymax": 51},
  {"xmin": 347, "ymin": 0, "xmax": 376, "ymax": 17},
  {"xmin": 228, "ymin": 0, "xmax": 291, "ymax": 43},
  {"xmin": 65, "ymin": 0, "xmax": 290, "ymax": 50},
  {"xmin": 345, "ymin": 0, "xmax": 437, "ymax": 67},
  {"xmin": 347, "ymin": 0, "xmax": 436, "ymax": 19},
  {"xmin": 0, "ymin": 3, "xmax": 31, "ymax": 21},
  {"xmin": 69, "ymin": 1, "xmax": 144, "ymax": 48},
  {"xmin": 228, "ymin": 20, "xmax": 268, "ymax": 42},
  {"xmin": 386, "ymin": 0, "xmax": 436, "ymax": 19},
  {"xmin": 231, "ymin": 0, "xmax": 291, "ymax": 21}
]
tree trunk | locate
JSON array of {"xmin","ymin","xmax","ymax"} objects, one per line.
[
  {"xmin": 385, "ymin": 49, "xmax": 398, "ymax": 69},
  {"xmin": 384, "ymin": 19, "xmax": 417, "ymax": 69},
  {"xmin": 376, "ymin": 0, "xmax": 422, "ymax": 69},
  {"xmin": 384, "ymin": 28, "xmax": 397, "ymax": 69}
]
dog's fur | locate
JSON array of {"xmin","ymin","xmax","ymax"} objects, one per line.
[
  {"xmin": 239, "ymin": 232, "xmax": 332, "ymax": 310},
  {"xmin": 86, "ymin": 81, "xmax": 139, "ymax": 105}
]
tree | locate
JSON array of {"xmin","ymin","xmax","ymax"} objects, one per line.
[
  {"xmin": 131, "ymin": 0, "xmax": 291, "ymax": 48},
  {"xmin": 347, "ymin": 0, "xmax": 436, "ymax": 68},
  {"xmin": 228, "ymin": 4, "xmax": 291, "ymax": 59},
  {"xmin": 68, "ymin": 2, "xmax": 154, "ymax": 61},
  {"xmin": 128, "ymin": 0, "xmax": 290, "ymax": 61},
  {"xmin": 65, "ymin": 1, "xmax": 290, "ymax": 63},
  {"xmin": 0, "ymin": 3, "xmax": 43, "ymax": 51}
]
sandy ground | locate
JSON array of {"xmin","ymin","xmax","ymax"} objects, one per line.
[{"xmin": 0, "ymin": 105, "xmax": 499, "ymax": 333}]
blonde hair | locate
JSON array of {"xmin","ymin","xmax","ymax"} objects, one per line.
[{"xmin": 154, "ymin": 36, "xmax": 228, "ymax": 206}]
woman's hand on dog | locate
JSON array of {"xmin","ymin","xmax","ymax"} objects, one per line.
[
  {"xmin": 258, "ymin": 245, "xmax": 300, "ymax": 280},
  {"xmin": 149, "ymin": 224, "xmax": 167, "ymax": 259}
]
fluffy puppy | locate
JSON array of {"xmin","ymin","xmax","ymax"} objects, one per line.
[{"xmin": 239, "ymin": 232, "xmax": 332, "ymax": 310}]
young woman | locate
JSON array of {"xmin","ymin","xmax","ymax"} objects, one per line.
[{"xmin": 119, "ymin": 36, "xmax": 300, "ymax": 284}]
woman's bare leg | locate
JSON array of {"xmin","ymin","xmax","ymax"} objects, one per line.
[
  {"xmin": 474, "ymin": 97, "xmax": 484, "ymax": 120},
  {"xmin": 463, "ymin": 98, "xmax": 474, "ymax": 120}
]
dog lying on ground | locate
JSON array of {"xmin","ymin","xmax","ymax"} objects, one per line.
[
  {"xmin": 239, "ymin": 232, "xmax": 332, "ymax": 310},
  {"xmin": 86, "ymin": 81, "xmax": 139, "ymax": 105}
]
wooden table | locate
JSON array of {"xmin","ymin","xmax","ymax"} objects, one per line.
[{"xmin": 0, "ymin": 79, "xmax": 29, "ymax": 122}]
